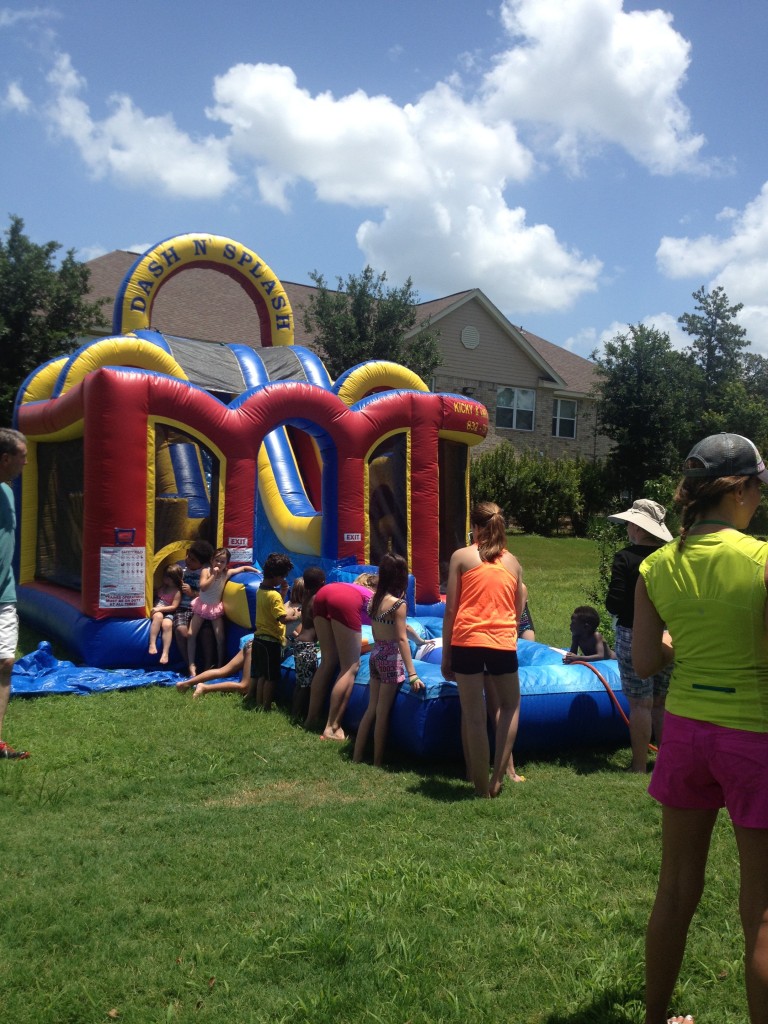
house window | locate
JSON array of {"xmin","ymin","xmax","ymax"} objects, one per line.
[
  {"xmin": 552, "ymin": 398, "xmax": 577, "ymax": 438},
  {"xmin": 496, "ymin": 387, "xmax": 535, "ymax": 431}
]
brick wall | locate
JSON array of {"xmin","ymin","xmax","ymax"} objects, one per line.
[{"xmin": 434, "ymin": 374, "xmax": 614, "ymax": 461}]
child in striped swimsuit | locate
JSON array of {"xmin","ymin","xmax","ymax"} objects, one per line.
[{"xmin": 353, "ymin": 554, "xmax": 424, "ymax": 767}]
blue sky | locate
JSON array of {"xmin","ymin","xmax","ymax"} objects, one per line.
[{"xmin": 3, "ymin": 0, "xmax": 768, "ymax": 359}]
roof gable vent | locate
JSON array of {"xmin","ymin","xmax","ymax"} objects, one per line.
[{"xmin": 461, "ymin": 325, "xmax": 480, "ymax": 350}]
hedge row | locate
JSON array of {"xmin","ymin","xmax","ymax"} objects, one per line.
[{"xmin": 470, "ymin": 442, "xmax": 768, "ymax": 537}]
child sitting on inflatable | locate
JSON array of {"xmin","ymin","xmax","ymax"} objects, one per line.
[
  {"xmin": 563, "ymin": 606, "xmax": 615, "ymax": 663},
  {"xmin": 174, "ymin": 540, "xmax": 214, "ymax": 672},
  {"xmin": 187, "ymin": 547, "xmax": 259, "ymax": 676},
  {"xmin": 148, "ymin": 564, "xmax": 184, "ymax": 664}
]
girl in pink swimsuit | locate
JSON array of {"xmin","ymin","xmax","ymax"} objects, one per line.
[
  {"xmin": 305, "ymin": 578, "xmax": 375, "ymax": 740},
  {"xmin": 187, "ymin": 547, "xmax": 259, "ymax": 676}
]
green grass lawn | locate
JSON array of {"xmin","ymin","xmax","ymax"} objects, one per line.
[
  {"xmin": 510, "ymin": 534, "xmax": 600, "ymax": 649},
  {"xmin": 1, "ymin": 537, "xmax": 749, "ymax": 1024}
]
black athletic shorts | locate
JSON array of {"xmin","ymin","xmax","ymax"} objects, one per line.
[
  {"xmin": 251, "ymin": 636, "xmax": 283, "ymax": 683},
  {"xmin": 450, "ymin": 645, "xmax": 519, "ymax": 676}
]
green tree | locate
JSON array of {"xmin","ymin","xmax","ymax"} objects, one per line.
[
  {"xmin": 678, "ymin": 285, "xmax": 752, "ymax": 444},
  {"xmin": 302, "ymin": 266, "xmax": 441, "ymax": 382},
  {"xmin": 0, "ymin": 215, "xmax": 107, "ymax": 424},
  {"xmin": 680, "ymin": 285, "xmax": 748, "ymax": 390},
  {"xmin": 592, "ymin": 324, "xmax": 692, "ymax": 497},
  {"xmin": 676, "ymin": 286, "xmax": 768, "ymax": 447},
  {"xmin": 738, "ymin": 353, "xmax": 768, "ymax": 451}
]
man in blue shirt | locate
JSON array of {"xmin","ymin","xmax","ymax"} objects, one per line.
[{"xmin": 0, "ymin": 428, "xmax": 29, "ymax": 759}]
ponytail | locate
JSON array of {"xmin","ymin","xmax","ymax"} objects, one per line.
[
  {"xmin": 471, "ymin": 501, "xmax": 507, "ymax": 562},
  {"xmin": 674, "ymin": 470, "xmax": 748, "ymax": 550}
]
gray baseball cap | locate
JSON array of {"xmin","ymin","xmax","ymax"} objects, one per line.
[{"xmin": 684, "ymin": 433, "xmax": 768, "ymax": 483}]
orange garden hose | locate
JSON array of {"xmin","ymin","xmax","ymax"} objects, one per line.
[{"xmin": 570, "ymin": 659, "xmax": 658, "ymax": 754}]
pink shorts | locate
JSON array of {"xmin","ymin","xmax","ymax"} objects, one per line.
[
  {"xmin": 312, "ymin": 583, "xmax": 371, "ymax": 631},
  {"xmin": 649, "ymin": 712, "xmax": 768, "ymax": 829}
]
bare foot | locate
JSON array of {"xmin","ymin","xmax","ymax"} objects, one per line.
[
  {"xmin": 175, "ymin": 678, "xmax": 193, "ymax": 691},
  {"xmin": 320, "ymin": 727, "xmax": 346, "ymax": 742},
  {"xmin": 148, "ymin": 644, "xmax": 158, "ymax": 655},
  {"xmin": 192, "ymin": 683, "xmax": 207, "ymax": 699},
  {"xmin": 667, "ymin": 1017, "xmax": 694, "ymax": 1023},
  {"xmin": 188, "ymin": 664, "xmax": 197, "ymax": 678},
  {"xmin": 159, "ymin": 653, "xmax": 169, "ymax": 665},
  {"xmin": 489, "ymin": 782, "xmax": 503, "ymax": 798}
]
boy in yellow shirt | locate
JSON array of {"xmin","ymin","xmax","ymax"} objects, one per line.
[{"xmin": 251, "ymin": 552, "xmax": 299, "ymax": 710}]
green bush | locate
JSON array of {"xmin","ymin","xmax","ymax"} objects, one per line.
[
  {"xmin": 471, "ymin": 444, "xmax": 583, "ymax": 536},
  {"xmin": 470, "ymin": 440, "xmax": 519, "ymax": 517},
  {"xmin": 585, "ymin": 517, "xmax": 625, "ymax": 649},
  {"xmin": 638, "ymin": 474, "xmax": 679, "ymax": 535},
  {"xmin": 570, "ymin": 458, "xmax": 615, "ymax": 536}
]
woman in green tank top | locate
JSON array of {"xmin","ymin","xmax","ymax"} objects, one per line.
[{"xmin": 633, "ymin": 433, "xmax": 768, "ymax": 1024}]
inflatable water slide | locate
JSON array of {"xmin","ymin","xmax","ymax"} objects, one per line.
[
  {"xmin": 13, "ymin": 232, "xmax": 486, "ymax": 667},
  {"xmin": 11, "ymin": 231, "xmax": 629, "ymax": 756}
]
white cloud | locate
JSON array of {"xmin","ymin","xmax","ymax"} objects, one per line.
[
  {"xmin": 358, "ymin": 197, "xmax": 601, "ymax": 312},
  {"xmin": 208, "ymin": 63, "xmax": 437, "ymax": 208},
  {"xmin": 2, "ymin": 80, "xmax": 30, "ymax": 112},
  {"xmin": 657, "ymin": 182, "xmax": 768, "ymax": 354},
  {"xmin": 0, "ymin": 7, "xmax": 56, "ymax": 29},
  {"xmin": 736, "ymin": 306, "xmax": 768, "ymax": 358},
  {"xmin": 638, "ymin": 312, "xmax": 688, "ymax": 350},
  {"xmin": 45, "ymin": 53, "xmax": 236, "ymax": 199},
  {"xmin": 484, "ymin": 0, "xmax": 706, "ymax": 175},
  {"xmin": 562, "ymin": 326, "xmax": 598, "ymax": 358},
  {"xmin": 34, "ymin": 0, "xmax": 710, "ymax": 315},
  {"xmin": 207, "ymin": 63, "xmax": 597, "ymax": 311},
  {"xmin": 588, "ymin": 313, "xmax": 688, "ymax": 358},
  {"xmin": 596, "ymin": 319, "xmax": 631, "ymax": 352},
  {"xmin": 716, "ymin": 206, "xmax": 738, "ymax": 222},
  {"xmin": 76, "ymin": 243, "xmax": 106, "ymax": 262}
]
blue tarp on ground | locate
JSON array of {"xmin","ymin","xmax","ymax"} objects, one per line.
[{"xmin": 11, "ymin": 642, "xmax": 182, "ymax": 695}]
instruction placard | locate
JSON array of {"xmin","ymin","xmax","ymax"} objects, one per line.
[
  {"xmin": 227, "ymin": 536, "xmax": 253, "ymax": 563},
  {"xmin": 99, "ymin": 546, "xmax": 146, "ymax": 608}
]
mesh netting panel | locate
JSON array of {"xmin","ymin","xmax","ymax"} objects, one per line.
[
  {"xmin": 36, "ymin": 440, "xmax": 84, "ymax": 589},
  {"xmin": 438, "ymin": 440, "xmax": 468, "ymax": 591}
]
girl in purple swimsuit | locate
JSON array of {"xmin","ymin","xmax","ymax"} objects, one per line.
[{"xmin": 353, "ymin": 554, "xmax": 424, "ymax": 767}]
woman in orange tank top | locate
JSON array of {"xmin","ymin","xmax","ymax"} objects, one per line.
[{"xmin": 441, "ymin": 502, "xmax": 523, "ymax": 797}]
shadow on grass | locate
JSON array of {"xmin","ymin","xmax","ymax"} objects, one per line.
[
  {"xmin": 339, "ymin": 742, "xmax": 476, "ymax": 801},
  {"xmin": 543, "ymin": 984, "xmax": 643, "ymax": 1023},
  {"xmin": 407, "ymin": 775, "xmax": 478, "ymax": 802},
  {"xmin": 521, "ymin": 743, "xmax": 629, "ymax": 776}
]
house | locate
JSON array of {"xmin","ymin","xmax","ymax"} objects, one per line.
[
  {"xmin": 416, "ymin": 290, "xmax": 611, "ymax": 460},
  {"xmin": 84, "ymin": 250, "xmax": 611, "ymax": 461}
]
